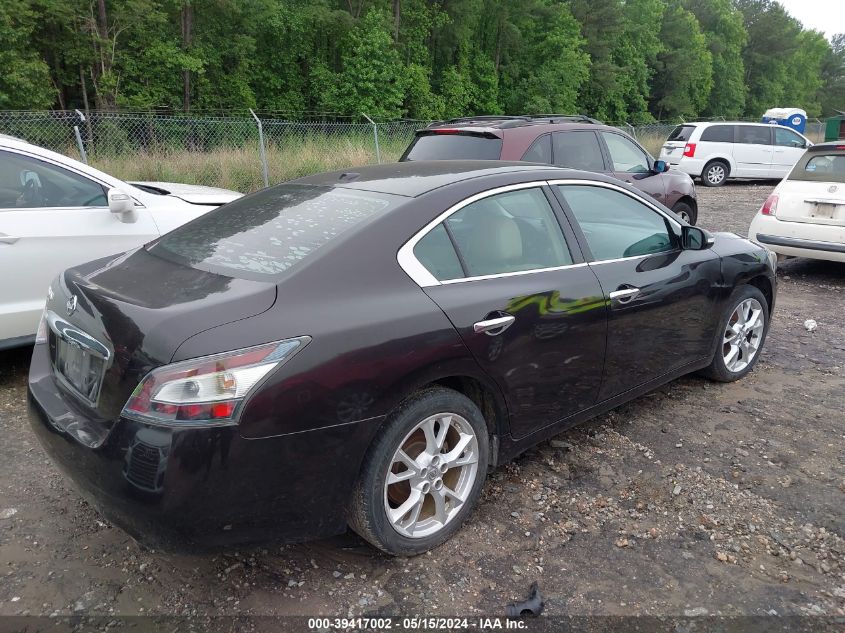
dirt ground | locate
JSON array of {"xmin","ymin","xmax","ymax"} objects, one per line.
[{"xmin": 0, "ymin": 182, "xmax": 843, "ymax": 625}]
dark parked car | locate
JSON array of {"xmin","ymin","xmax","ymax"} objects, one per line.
[
  {"xmin": 400, "ymin": 115, "xmax": 700, "ymax": 224},
  {"xmin": 28, "ymin": 162, "xmax": 775, "ymax": 556}
]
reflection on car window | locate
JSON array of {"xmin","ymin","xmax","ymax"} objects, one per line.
[
  {"xmin": 553, "ymin": 132, "xmax": 605, "ymax": 171},
  {"xmin": 433, "ymin": 188, "xmax": 572, "ymax": 278},
  {"xmin": 700, "ymin": 125, "xmax": 734, "ymax": 143},
  {"xmin": 0, "ymin": 150, "xmax": 106, "ymax": 209},
  {"xmin": 522, "ymin": 135, "xmax": 551, "ymax": 163},
  {"xmin": 736, "ymin": 126, "xmax": 772, "ymax": 145},
  {"xmin": 413, "ymin": 224, "xmax": 464, "ymax": 281},
  {"xmin": 601, "ymin": 133, "xmax": 650, "ymax": 173},
  {"xmin": 151, "ymin": 185, "xmax": 400, "ymax": 281},
  {"xmin": 557, "ymin": 185, "xmax": 675, "ymax": 261},
  {"xmin": 774, "ymin": 127, "xmax": 804, "ymax": 148}
]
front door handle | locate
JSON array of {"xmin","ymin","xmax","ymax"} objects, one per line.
[
  {"xmin": 609, "ymin": 287, "xmax": 640, "ymax": 304},
  {"xmin": 473, "ymin": 314, "xmax": 516, "ymax": 336},
  {"xmin": 0, "ymin": 233, "xmax": 20, "ymax": 244}
]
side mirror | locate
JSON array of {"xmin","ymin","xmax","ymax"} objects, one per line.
[
  {"xmin": 108, "ymin": 188, "xmax": 137, "ymax": 223},
  {"xmin": 653, "ymin": 159, "xmax": 669, "ymax": 174},
  {"xmin": 682, "ymin": 225, "xmax": 714, "ymax": 250}
]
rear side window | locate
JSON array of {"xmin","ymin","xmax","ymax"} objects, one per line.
[
  {"xmin": 736, "ymin": 126, "xmax": 772, "ymax": 145},
  {"xmin": 521, "ymin": 135, "xmax": 552, "ymax": 163},
  {"xmin": 413, "ymin": 224, "xmax": 464, "ymax": 281},
  {"xmin": 552, "ymin": 131, "xmax": 605, "ymax": 171},
  {"xmin": 789, "ymin": 152, "xmax": 845, "ymax": 182},
  {"xmin": 700, "ymin": 125, "xmax": 734, "ymax": 143},
  {"xmin": 667, "ymin": 125, "xmax": 695, "ymax": 142},
  {"xmin": 401, "ymin": 133, "xmax": 503, "ymax": 161},
  {"xmin": 150, "ymin": 184, "xmax": 400, "ymax": 281}
]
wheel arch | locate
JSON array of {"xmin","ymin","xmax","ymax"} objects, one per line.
[
  {"xmin": 746, "ymin": 274, "xmax": 774, "ymax": 314},
  {"xmin": 703, "ymin": 155, "xmax": 734, "ymax": 175}
]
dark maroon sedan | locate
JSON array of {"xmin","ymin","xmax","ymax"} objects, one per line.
[
  {"xmin": 401, "ymin": 115, "xmax": 700, "ymax": 224},
  {"xmin": 28, "ymin": 162, "xmax": 775, "ymax": 555}
]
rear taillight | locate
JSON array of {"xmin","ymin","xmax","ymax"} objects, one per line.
[
  {"xmin": 122, "ymin": 337, "xmax": 310, "ymax": 426},
  {"xmin": 760, "ymin": 194, "xmax": 779, "ymax": 216},
  {"xmin": 683, "ymin": 143, "xmax": 696, "ymax": 158}
]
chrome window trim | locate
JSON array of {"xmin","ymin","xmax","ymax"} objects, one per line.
[
  {"xmin": 397, "ymin": 178, "xmax": 683, "ymax": 288},
  {"xmin": 547, "ymin": 179, "xmax": 683, "ymax": 232},
  {"xmin": 397, "ymin": 181, "xmax": 554, "ymax": 287}
]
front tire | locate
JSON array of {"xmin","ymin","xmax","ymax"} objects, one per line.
[
  {"xmin": 700, "ymin": 285, "xmax": 769, "ymax": 382},
  {"xmin": 701, "ymin": 160, "xmax": 729, "ymax": 187},
  {"xmin": 348, "ymin": 388, "xmax": 489, "ymax": 556},
  {"xmin": 672, "ymin": 200, "xmax": 698, "ymax": 225}
]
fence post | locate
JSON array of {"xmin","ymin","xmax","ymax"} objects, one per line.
[
  {"xmin": 73, "ymin": 109, "xmax": 88, "ymax": 164},
  {"xmin": 361, "ymin": 112, "xmax": 381, "ymax": 164},
  {"xmin": 250, "ymin": 108, "xmax": 270, "ymax": 188},
  {"xmin": 625, "ymin": 122, "xmax": 636, "ymax": 141}
]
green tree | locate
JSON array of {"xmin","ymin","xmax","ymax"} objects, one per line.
[
  {"xmin": 782, "ymin": 29, "xmax": 830, "ymax": 117},
  {"xmin": 820, "ymin": 33, "xmax": 845, "ymax": 116},
  {"xmin": 650, "ymin": 1, "xmax": 713, "ymax": 119},
  {"xmin": 685, "ymin": 0, "xmax": 746, "ymax": 118},
  {"xmin": 0, "ymin": 0, "xmax": 57, "ymax": 108}
]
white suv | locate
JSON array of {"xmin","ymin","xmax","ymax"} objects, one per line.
[{"xmin": 660, "ymin": 122, "xmax": 812, "ymax": 187}]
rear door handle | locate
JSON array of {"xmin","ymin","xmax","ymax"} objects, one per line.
[
  {"xmin": 0, "ymin": 233, "xmax": 20, "ymax": 244},
  {"xmin": 473, "ymin": 315, "xmax": 515, "ymax": 336},
  {"xmin": 609, "ymin": 287, "xmax": 640, "ymax": 304}
]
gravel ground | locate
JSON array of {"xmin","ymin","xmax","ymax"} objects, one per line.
[{"xmin": 0, "ymin": 182, "xmax": 843, "ymax": 623}]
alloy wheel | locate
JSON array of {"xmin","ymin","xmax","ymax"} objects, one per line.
[
  {"xmin": 706, "ymin": 164, "xmax": 726, "ymax": 185},
  {"xmin": 383, "ymin": 412, "xmax": 479, "ymax": 539},
  {"xmin": 722, "ymin": 298, "xmax": 764, "ymax": 373}
]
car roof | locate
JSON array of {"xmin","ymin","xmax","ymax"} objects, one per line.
[
  {"xmin": 289, "ymin": 160, "xmax": 614, "ymax": 197},
  {"xmin": 686, "ymin": 121, "xmax": 780, "ymax": 127},
  {"xmin": 425, "ymin": 115, "xmax": 603, "ymax": 130}
]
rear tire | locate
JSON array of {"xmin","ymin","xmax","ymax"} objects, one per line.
[
  {"xmin": 699, "ymin": 285, "xmax": 769, "ymax": 382},
  {"xmin": 671, "ymin": 200, "xmax": 697, "ymax": 225},
  {"xmin": 701, "ymin": 160, "xmax": 729, "ymax": 187},
  {"xmin": 348, "ymin": 387, "xmax": 489, "ymax": 556}
]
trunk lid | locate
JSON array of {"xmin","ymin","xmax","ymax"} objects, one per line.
[
  {"xmin": 47, "ymin": 247, "xmax": 277, "ymax": 422},
  {"xmin": 775, "ymin": 181, "xmax": 845, "ymax": 226}
]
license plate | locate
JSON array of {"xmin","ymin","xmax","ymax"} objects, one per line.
[
  {"xmin": 54, "ymin": 337, "xmax": 105, "ymax": 403},
  {"xmin": 808, "ymin": 203, "xmax": 836, "ymax": 219}
]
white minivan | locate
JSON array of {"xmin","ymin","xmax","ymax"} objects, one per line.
[{"xmin": 660, "ymin": 122, "xmax": 812, "ymax": 187}]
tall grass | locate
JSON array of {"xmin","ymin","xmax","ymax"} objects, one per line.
[{"xmin": 89, "ymin": 135, "xmax": 409, "ymax": 193}]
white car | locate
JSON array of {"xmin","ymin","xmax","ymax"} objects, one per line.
[
  {"xmin": 660, "ymin": 122, "xmax": 812, "ymax": 187},
  {"xmin": 0, "ymin": 135, "xmax": 242, "ymax": 349},
  {"xmin": 748, "ymin": 142, "xmax": 845, "ymax": 263}
]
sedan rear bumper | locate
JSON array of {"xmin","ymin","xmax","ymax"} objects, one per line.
[
  {"xmin": 749, "ymin": 214, "xmax": 845, "ymax": 263},
  {"xmin": 27, "ymin": 344, "xmax": 383, "ymax": 547}
]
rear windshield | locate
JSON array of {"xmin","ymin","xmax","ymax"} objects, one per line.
[
  {"xmin": 667, "ymin": 125, "xmax": 695, "ymax": 142},
  {"xmin": 789, "ymin": 152, "xmax": 845, "ymax": 183},
  {"xmin": 401, "ymin": 133, "xmax": 503, "ymax": 161},
  {"xmin": 149, "ymin": 184, "xmax": 400, "ymax": 281}
]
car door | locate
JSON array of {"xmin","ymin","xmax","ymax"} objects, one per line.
[
  {"xmin": 734, "ymin": 126, "xmax": 774, "ymax": 178},
  {"xmin": 599, "ymin": 131, "xmax": 668, "ymax": 205},
  {"xmin": 404, "ymin": 183, "xmax": 608, "ymax": 439},
  {"xmin": 773, "ymin": 127, "xmax": 809, "ymax": 179},
  {"xmin": 0, "ymin": 149, "xmax": 159, "ymax": 342},
  {"xmin": 552, "ymin": 181, "xmax": 721, "ymax": 401}
]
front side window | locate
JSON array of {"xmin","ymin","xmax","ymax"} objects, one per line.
[
  {"xmin": 736, "ymin": 126, "xmax": 772, "ymax": 146},
  {"xmin": 601, "ymin": 132, "xmax": 650, "ymax": 173},
  {"xmin": 557, "ymin": 185, "xmax": 675, "ymax": 261},
  {"xmin": 552, "ymin": 131, "xmax": 605, "ymax": 171},
  {"xmin": 151, "ymin": 184, "xmax": 400, "ymax": 281},
  {"xmin": 0, "ymin": 150, "xmax": 106, "ymax": 209},
  {"xmin": 774, "ymin": 127, "xmax": 805, "ymax": 148},
  {"xmin": 414, "ymin": 187, "xmax": 573, "ymax": 280}
]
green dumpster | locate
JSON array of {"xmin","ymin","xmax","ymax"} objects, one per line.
[{"xmin": 825, "ymin": 113, "xmax": 845, "ymax": 141}]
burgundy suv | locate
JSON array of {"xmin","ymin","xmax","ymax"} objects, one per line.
[{"xmin": 400, "ymin": 115, "xmax": 699, "ymax": 224}]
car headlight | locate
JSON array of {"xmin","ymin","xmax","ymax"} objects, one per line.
[{"xmin": 122, "ymin": 337, "xmax": 310, "ymax": 426}]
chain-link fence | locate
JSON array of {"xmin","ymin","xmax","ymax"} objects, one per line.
[{"xmin": 0, "ymin": 111, "xmax": 829, "ymax": 193}]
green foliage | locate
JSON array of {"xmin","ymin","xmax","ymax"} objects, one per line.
[
  {"xmin": 651, "ymin": 1, "xmax": 713, "ymax": 119},
  {"xmin": 0, "ymin": 0, "xmax": 54, "ymax": 109},
  {"xmin": 5, "ymin": 0, "xmax": 843, "ymax": 123}
]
